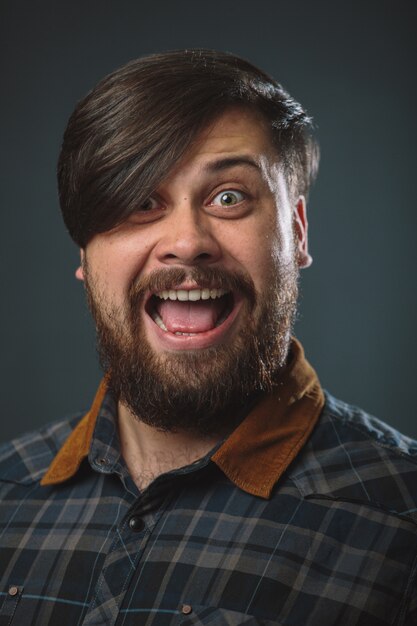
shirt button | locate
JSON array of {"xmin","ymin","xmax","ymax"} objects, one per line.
[
  {"xmin": 181, "ymin": 604, "xmax": 192, "ymax": 615},
  {"xmin": 129, "ymin": 516, "xmax": 145, "ymax": 532},
  {"xmin": 8, "ymin": 586, "xmax": 19, "ymax": 597}
]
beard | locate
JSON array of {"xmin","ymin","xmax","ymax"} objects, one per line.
[{"xmin": 84, "ymin": 259, "xmax": 299, "ymax": 437}]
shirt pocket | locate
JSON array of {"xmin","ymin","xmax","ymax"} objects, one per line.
[
  {"xmin": 178, "ymin": 605, "xmax": 283, "ymax": 625},
  {"xmin": 0, "ymin": 585, "xmax": 23, "ymax": 626}
]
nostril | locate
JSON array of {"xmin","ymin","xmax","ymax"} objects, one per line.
[
  {"xmin": 157, "ymin": 226, "xmax": 222, "ymax": 265},
  {"xmin": 163, "ymin": 251, "xmax": 215, "ymax": 263}
]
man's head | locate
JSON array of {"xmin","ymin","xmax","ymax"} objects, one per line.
[
  {"xmin": 58, "ymin": 49, "xmax": 318, "ymax": 247},
  {"xmin": 58, "ymin": 50, "xmax": 319, "ymax": 435}
]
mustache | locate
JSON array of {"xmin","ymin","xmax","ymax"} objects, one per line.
[{"xmin": 128, "ymin": 266, "xmax": 257, "ymax": 308}]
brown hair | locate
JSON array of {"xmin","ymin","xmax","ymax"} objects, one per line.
[{"xmin": 58, "ymin": 49, "xmax": 319, "ymax": 247}]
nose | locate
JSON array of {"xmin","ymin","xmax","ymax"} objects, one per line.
[{"xmin": 155, "ymin": 203, "xmax": 222, "ymax": 267}]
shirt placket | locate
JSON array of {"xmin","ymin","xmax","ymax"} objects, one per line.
[{"xmin": 81, "ymin": 489, "xmax": 163, "ymax": 626}]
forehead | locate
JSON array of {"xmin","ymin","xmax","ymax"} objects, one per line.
[{"xmin": 169, "ymin": 107, "xmax": 278, "ymax": 176}]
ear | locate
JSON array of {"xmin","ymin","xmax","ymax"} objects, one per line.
[
  {"xmin": 75, "ymin": 249, "xmax": 85, "ymax": 281},
  {"xmin": 294, "ymin": 195, "xmax": 313, "ymax": 269}
]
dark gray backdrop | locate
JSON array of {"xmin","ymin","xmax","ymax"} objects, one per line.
[{"xmin": 1, "ymin": 0, "xmax": 416, "ymax": 442}]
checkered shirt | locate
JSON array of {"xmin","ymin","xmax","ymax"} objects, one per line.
[{"xmin": 1, "ymin": 390, "xmax": 417, "ymax": 625}]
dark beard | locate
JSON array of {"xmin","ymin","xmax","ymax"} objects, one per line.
[{"xmin": 84, "ymin": 263, "xmax": 298, "ymax": 437}]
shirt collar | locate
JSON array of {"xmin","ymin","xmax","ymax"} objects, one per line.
[
  {"xmin": 212, "ymin": 338, "xmax": 324, "ymax": 497},
  {"xmin": 41, "ymin": 338, "xmax": 324, "ymax": 498}
]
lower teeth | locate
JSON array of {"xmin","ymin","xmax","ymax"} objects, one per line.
[{"xmin": 152, "ymin": 311, "xmax": 168, "ymax": 331}]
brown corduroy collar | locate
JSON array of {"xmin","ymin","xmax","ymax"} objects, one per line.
[{"xmin": 41, "ymin": 338, "xmax": 324, "ymax": 498}]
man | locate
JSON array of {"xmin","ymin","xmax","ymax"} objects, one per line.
[{"xmin": 1, "ymin": 50, "xmax": 416, "ymax": 626}]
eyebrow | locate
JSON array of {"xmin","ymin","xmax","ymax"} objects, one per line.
[{"xmin": 203, "ymin": 156, "xmax": 261, "ymax": 174}]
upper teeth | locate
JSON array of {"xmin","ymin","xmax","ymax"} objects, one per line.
[{"xmin": 155, "ymin": 288, "xmax": 227, "ymax": 301}]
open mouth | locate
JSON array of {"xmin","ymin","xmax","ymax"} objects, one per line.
[{"xmin": 145, "ymin": 288, "xmax": 235, "ymax": 336}]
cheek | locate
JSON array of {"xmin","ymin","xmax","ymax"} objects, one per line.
[
  {"xmin": 225, "ymin": 221, "xmax": 280, "ymax": 285},
  {"xmin": 261, "ymin": 210, "xmax": 295, "ymax": 270},
  {"xmin": 235, "ymin": 217, "xmax": 295, "ymax": 291},
  {"xmin": 87, "ymin": 237, "xmax": 151, "ymax": 299}
]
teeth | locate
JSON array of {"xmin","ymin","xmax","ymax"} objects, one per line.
[
  {"xmin": 151, "ymin": 310, "xmax": 168, "ymax": 331},
  {"xmin": 155, "ymin": 288, "xmax": 228, "ymax": 301},
  {"xmin": 177, "ymin": 289, "xmax": 189, "ymax": 301},
  {"xmin": 188, "ymin": 289, "xmax": 201, "ymax": 301}
]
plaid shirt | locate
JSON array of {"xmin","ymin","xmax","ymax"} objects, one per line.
[{"xmin": 1, "ymin": 343, "xmax": 417, "ymax": 625}]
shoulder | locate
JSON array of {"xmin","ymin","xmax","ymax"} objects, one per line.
[
  {"xmin": 290, "ymin": 391, "xmax": 417, "ymax": 520},
  {"xmin": 321, "ymin": 392, "xmax": 417, "ymax": 455},
  {"xmin": 0, "ymin": 413, "xmax": 86, "ymax": 485}
]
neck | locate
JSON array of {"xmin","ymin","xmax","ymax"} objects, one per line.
[{"xmin": 118, "ymin": 402, "xmax": 221, "ymax": 491}]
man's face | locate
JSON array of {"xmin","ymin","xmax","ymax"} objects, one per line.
[{"xmin": 78, "ymin": 107, "xmax": 310, "ymax": 435}]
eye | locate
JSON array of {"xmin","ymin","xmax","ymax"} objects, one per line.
[
  {"xmin": 210, "ymin": 190, "xmax": 245, "ymax": 207},
  {"xmin": 138, "ymin": 197, "xmax": 160, "ymax": 212}
]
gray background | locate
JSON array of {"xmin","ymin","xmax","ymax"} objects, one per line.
[{"xmin": 1, "ymin": 0, "xmax": 416, "ymax": 442}]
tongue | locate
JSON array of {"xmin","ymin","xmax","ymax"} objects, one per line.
[{"xmin": 157, "ymin": 299, "xmax": 225, "ymax": 333}]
